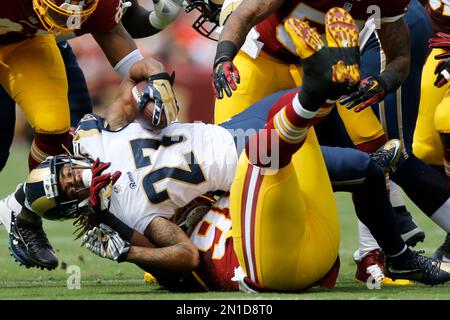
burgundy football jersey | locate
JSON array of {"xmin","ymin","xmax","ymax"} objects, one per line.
[
  {"xmin": 427, "ymin": 0, "xmax": 450, "ymax": 34},
  {"xmin": 187, "ymin": 204, "xmax": 240, "ymax": 291},
  {"xmin": 255, "ymin": 0, "xmax": 411, "ymax": 63},
  {"xmin": 0, "ymin": 0, "xmax": 121, "ymax": 44}
]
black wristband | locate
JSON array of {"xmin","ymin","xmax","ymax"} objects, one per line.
[
  {"xmin": 214, "ymin": 40, "xmax": 238, "ymax": 65},
  {"xmin": 378, "ymin": 69, "xmax": 402, "ymax": 93},
  {"xmin": 99, "ymin": 211, "xmax": 134, "ymax": 243}
]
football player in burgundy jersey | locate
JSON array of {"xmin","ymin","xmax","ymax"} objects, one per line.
[
  {"xmin": 213, "ymin": 0, "xmax": 450, "ymax": 283},
  {"xmin": 413, "ymin": 0, "xmax": 450, "ymax": 262}
]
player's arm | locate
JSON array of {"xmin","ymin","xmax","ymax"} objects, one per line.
[
  {"xmin": 122, "ymin": 0, "xmax": 183, "ymax": 38},
  {"xmin": 84, "ymin": 216, "xmax": 199, "ymax": 276},
  {"xmin": 92, "ymin": 23, "xmax": 140, "ymax": 75},
  {"xmin": 128, "ymin": 217, "xmax": 200, "ymax": 276},
  {"xmin": 378, "ymin": 18, "xmax": 411, "ymax": 86},
  {"xmin": 339, "ymin": 18, "xmax": 410, "ymax": 112},
  {"xmin": 212, "ymin": 0, "xmax": 285, "ymax": 98},
  {"xmin": 103, "ymin": 57, "xmax": 167, "ymax": 130}
]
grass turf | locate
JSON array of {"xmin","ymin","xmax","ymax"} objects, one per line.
[{"xmin": 0, "ymin": 144, "xmax": 449, "ymax": 300}]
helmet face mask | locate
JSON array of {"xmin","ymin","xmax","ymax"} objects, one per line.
[
  {"xmin": 26, "ymin": 155, "xmax": 93, "ymax": 220},
  {"xmin": 185, "ymin": 0, "xmax": 223, "ymax": 41},
  {"xmin": 33, "ymin": 0, "xmax": 99, "ymax": 35}
]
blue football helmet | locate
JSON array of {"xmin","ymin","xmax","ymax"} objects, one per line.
[{"xmin": 25, "ymin": 155, "xmax": 93, "ymax": 220}]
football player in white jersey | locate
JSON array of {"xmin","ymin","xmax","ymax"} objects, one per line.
[{"xmin": 3, "ymin": 14, "xmax": 450, "ymax": 289}]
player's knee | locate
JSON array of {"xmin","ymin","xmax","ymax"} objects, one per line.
[{"xmin": 32, "ymin": 113, "xmax": 70, "ymax": 134}]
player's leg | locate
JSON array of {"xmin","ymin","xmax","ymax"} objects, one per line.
[
  {"xmin": 413, "ymin": 49, "xmax": 447, "ymax": 168},
  {"xmin": 431, "ymin": 79, "xmax": 450, "ymax": 260},
  {"xmin": 0, "ymin": 35, "xmax": 67, "ymax": 269},
  {"xmin": 58, "ymin": 41, "xmax": 94, "ymax": 127},
  {"xmin": 214, "ymin": 47, "xmax": 301, "ymax": 124},
  {"xmin": 230, "ymin": 129, "xmax": 340, "ymax": 291},
  {"xmin": 0, "ymin": 35, "xmax": 72, "ymax": 171},
  {"xmin": 0, "ymin": 88, "xmax": 16, "ymax": 172}
]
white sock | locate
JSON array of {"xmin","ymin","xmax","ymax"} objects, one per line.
[
  {"xmin": 389, "ymin": 181, "xmax": 405, "ymax": 208},
  {"xmin": 0, "ymin": 188, "xmax": 23, "ymax": 234},
  {"xmin": 355, "ymin": 219, "xmax": 381, "ymax": 261},
  {"xmin": 430, "ymin": 197, "xmax": 450, "ymax": 233}
]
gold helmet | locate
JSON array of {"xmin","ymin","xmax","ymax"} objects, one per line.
[{"xmin": 33, "ymin": 0, "xmax": 99, "ymax": 35}]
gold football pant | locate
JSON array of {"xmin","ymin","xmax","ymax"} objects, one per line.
[
  {"xmin": 413, "ymin": 48, "xmax": 450, "ymax": 166},
  {"xmin": 0, "ymin": 35, "xmax": 70, "ymax": 134},
  {"xmin": 230, "ymin": 129, "xmax": 340, "ymax": 291}
]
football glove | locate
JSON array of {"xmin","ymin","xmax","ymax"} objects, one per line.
[
  {"xmin": 89, "ymin": 158, "xmax": 121, "ymax": 215},
  {"xmin": 429, "ymin": 32, "xmax": 450, "ymax": 60},
  {"xmin": 82, "ymin": 223, "xmax": 130, "ymax": 262},
  {"xmin": 212, "ymin": 58, "xmax": 240, "ymax": 99},
  {"xmin": 339, "ymin": 76, "xmax": 386, "ymax": 112},
  {"xmin": 434, "ymin": 58, "xmax": 450, "ymax": 88},
  {"xmin": 212, "ymin": 40, "xmax": 240, "ymax": 99},
  {"xmin": 139, "ymin": 72, "xmax": 179, "ymax": 127}
]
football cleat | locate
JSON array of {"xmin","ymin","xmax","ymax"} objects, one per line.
[
  {"xmin": 284, "ymin": 18, "xmax": 324, "ymax": 59},
  {"xmin": 369, "ymin": 139, "xmax": 402, "ymax": 173},
  {"xmin": 325, "ymin": 7, "xmax": 359, "ymax": 48},
  {"xmin": 354, "ymin": 249, "xmax": 412, "ymax": 286},
  {"xmin": 395, "ymin": 210, "xmax": 425, "ymax": 247},
  {"xmin": 8, "ymin": 213, "xmax": 35, "ymax": 268},
  {"xmin": 325, "ymin": 7, "xmax": 360, "ymax": 85},
  {"xmin": 386, "ymin": 250, "xmax": 450, "ymax": 285},
  {"xmin": 10, "ymin": 218, "xmax": 58, "ymax": 270},
  {"xmin": 433, "ymin": 233, "xmax": 450, "ymax": 262}
]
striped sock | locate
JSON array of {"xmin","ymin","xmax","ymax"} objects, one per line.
[
  {"xmin": 246, "ymin": 93, "xmax": 325, "ymax": 168},
  {"xmin": 28, "ymin": 132, "xmax": 72, "ymax": 171}
]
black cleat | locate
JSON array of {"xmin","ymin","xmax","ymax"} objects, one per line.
[
  {"xmin": 9, "ymin": 218, "xmax": 58, "ymax": 270},
  {"xmin": 433, "ymin": 233, "xmax": 450, "ymax": 262},
  {"xmin": 8, "ymin": 213, "xmax": 35, "ymax": 268},
  {"xmin": 395, "ymin": 210, "xmax": 425, "ymax": 247},
  {"xmin": 369, "ymin": 139, "xmax": 402, "ymax": 173},
  {"xmin": 386, "ymin": 250, "xmax": 450, "ymax": 285}
]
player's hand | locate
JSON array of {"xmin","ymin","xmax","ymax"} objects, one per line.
[
  {"xmin": 429, "ymin": 32, "xmax": 450, "ymax": 60},
  {"xmin": 339, "ymin": 76, "xmax": 386, "ymax": 112},
  {"xmin": 82, "ymin": 223, "xmax": 130, "ymax": 262},
  {"xmin": 145, "ymin": 72, "xmax": 179, "ymax": 127},
  {"xmin": 89, "ymin": 158, "xmax": 121, "ymax": 215},
  {"xmin": 212, "ymin": 57, "xmax": 240, "ymax": 99},
  {"xmin": 434, "ymin": 58, "xmax": 450, "ymax": 88}
]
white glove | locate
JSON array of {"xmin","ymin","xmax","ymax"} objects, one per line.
[
  {"xmin": 149, "ymin": 0, "xmax": 183, "ymax": 30},
  {"xmin": 82, "ymin": 224, "xmax": 130, "ymax": 262}
]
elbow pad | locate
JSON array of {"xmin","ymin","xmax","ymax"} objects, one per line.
[{"xmin": 149, "ymin": 0, "xmax": 183, "ymax": 30}]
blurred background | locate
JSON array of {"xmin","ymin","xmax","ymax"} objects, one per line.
[{"xmin": 14, "ymin": 0, "xmax": 217, "ymax": 144}]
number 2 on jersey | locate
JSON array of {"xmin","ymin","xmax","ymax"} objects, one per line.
[{"xmin": 130, "ymin": 136, "xmax": 206, "ymax": 204}]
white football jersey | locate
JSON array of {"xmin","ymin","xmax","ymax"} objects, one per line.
[{"xmin": 73, "ymin": 115, "xmax": 238, "ymax": 233}]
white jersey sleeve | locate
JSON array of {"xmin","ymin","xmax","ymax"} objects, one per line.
[{"xmin": 73, "ymin": 115, "xmax": 238, "ymax": 234}]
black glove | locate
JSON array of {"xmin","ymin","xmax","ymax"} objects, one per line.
[
  {"xmin": 339, "ymin": 76, "xmax": 386, "ymax": 112},
  {"xmin": 212, "ymin": 41, "xmax": 240, "ymax": 99},
  {"xmin": 434, "ymin": 58, "xmax": 450, "ymax": 88}
]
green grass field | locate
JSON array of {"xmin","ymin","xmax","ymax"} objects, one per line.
[{"xmin": 1, "ymin": 144, "xmax": 450, "ymax": 300}]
